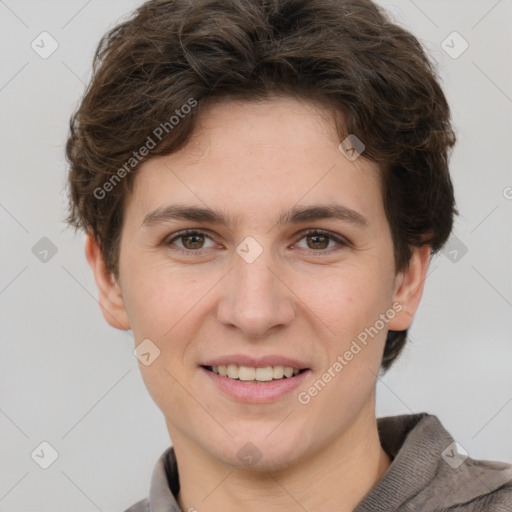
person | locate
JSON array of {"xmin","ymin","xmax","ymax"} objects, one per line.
[{"xmin": 64, "ymin": 0, "xmax": 512, "ymax": 510}]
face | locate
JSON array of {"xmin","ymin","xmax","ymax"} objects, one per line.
[{"xmin": 88, "ymin": 96, "xmax": 429, "ymax": 471}]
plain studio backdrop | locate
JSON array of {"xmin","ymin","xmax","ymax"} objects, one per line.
[{"xmin": 0, "ymin": 1, "xmax": 511, "ymax": 510}]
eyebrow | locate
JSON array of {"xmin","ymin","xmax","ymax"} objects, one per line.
[{"xmin": 141, "ymin": 203, "xmax": 369, "ymax": 229}]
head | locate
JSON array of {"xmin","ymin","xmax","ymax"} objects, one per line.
[{"xmin": 66, "ymin": 0, "xmax": 456, "ymax": 470}]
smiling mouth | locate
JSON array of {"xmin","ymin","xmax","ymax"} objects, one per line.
[{"xmin": 202, "ymin": 364, "xmax": 308, "ymax": 383}]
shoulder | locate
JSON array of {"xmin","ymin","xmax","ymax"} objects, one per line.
[
  {"xmin": 445, "ymin": 479, "xmax": 512, "ymax": 511},
  {"xmin": 122, "ymin": 497, "xmax": 149, "ymax": 512},
  {"xmin": 368, "ymin": 413, "xmax": 512, "ymax": 511},
  {"xmin": 408, "ymin": 414, "xmax": 512, "ymax": 509},
  {"xmin": 421, "ymin": 417, "xmax": 512, "ymax": 510}
]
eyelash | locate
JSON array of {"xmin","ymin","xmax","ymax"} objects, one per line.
[{"xmin": 164, "ymin": 229, "xmax": 350, "ymax": 256}]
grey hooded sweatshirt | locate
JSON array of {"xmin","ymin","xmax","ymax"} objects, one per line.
[{"xmin": 124, "ymin": 413, "xmax": 512, "ymax": 511}]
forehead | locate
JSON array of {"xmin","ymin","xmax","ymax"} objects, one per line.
[
  {"xmin": 176, "ymin": 96, "xmax": 352, "ymax": 167},
  {"xmin": 125, "ymin": 97, "xmax": 384, "ymax": 227}
]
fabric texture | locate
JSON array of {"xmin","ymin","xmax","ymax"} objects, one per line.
[{"xmin": 124, "ymin": 413, "xmax": 512, "ymax": 512}]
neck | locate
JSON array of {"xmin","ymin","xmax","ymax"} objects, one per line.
[{"xmin": 170, "ymin": 406, "xmax": 391, "ymax": 512}]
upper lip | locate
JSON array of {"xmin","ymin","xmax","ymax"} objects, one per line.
[{"xmin": 202, "ymin": 354, "xmax": 309, "ymax": 370}]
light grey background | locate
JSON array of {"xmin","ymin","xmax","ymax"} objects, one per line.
[{"xmin": 1, "ymin": 0, "xmax": 511, "ymax": 510}]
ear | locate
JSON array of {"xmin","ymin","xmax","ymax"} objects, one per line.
[
  {"xmin": 85, "ymin": 233, "xmax": 130, "ymax": 330},
  {"xmin": 387, "ymin": 244, "xmax": 431, "ymax": 331}
]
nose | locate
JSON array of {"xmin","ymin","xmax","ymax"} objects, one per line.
[{"xmin": 216, "ymin": 248, "xmax": 296, "ymax": 339}]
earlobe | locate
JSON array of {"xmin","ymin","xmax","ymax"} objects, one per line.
[
  {"xmin": 387, "ymin": 245, "xmax": 431, "ymax": 332},
  {"xmin": 84, "ymin": 233, "xmax": 131, "ymax": 331}
]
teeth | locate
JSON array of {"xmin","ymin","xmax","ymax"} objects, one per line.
[
  {"xmin": 238, "ymin": 366, "xmax": 256, "ymax": 381},
  {"xmin": 255, "ymin": 366, "xmax": 273, "ymax": 381},
  {"xmin": 208, "ymin": 364, "xmax": 301, "ymax": 382},
  {"xmin": 273, "ymin": 365, "xmax": 284, "ymax": 379},
  {"xmin": 283, "ymin": 367, "xmax": 293, "ymax": 378},
  {"xmin": 227, "ymin": 364, "xmax": 238, "ymax": 379}
]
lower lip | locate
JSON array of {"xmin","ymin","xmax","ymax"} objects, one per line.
[{"xmin": 201, "ymin": 367, "xmax": 310, "ymax": 403}]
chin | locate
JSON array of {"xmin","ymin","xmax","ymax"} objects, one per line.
[{"xmin": 209, "ymin": 429, "xmax": 308, "ymax": 473}]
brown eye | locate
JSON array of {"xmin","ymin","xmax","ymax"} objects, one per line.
[
  {"xmin": 305, "ymin": 234, "xmax": 330, "ymax": 250},
  {"xmin": 166, "ymin": 230, "xmax": 216, "ymax": 252},
  {"xmin": 181, "ymin": 233, "xmax": 205, "ymax": 250},
  {"xmin": 295, "ymin": 229, "xmax": 348, "ymax": 252}
]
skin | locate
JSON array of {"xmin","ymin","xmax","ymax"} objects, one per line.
[{"xmin": 86, "ymin": 96, "xmax": 431, "ymax": 511}]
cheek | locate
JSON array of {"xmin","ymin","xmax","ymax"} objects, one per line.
[
  {"xmin": 309, "ymin": 262, "xmax": 392, "ymax": 341},
  {"xmin": 300, "ymin": 267, "xmax": 393, "ymax": 416},
  {"xmin": 122, "ymin": 258, "xmax": 197, "ymax": 337},
  {"xmin": 125, "ymin": 271, "xmax": 199, "ymax": 413},
  {"xmin": 122, "ymin": 261, "xmax": 216, "ymax": 389}
]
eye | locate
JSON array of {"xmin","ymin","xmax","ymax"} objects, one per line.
[
  {"xmin": 165, "ymin": 230, "xmax": 216, "ymax": 252},
  {"xmin": 164, "ymin": 228, "xmax": 349, "ymax": 255},
  {"xmin": 294, "ymin": 229, "xmax": 348, "ymax": 252}
]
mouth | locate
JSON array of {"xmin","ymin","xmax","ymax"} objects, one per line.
[
  {"xmin": 202, "ymin": 364, "xmax": 308, "ymax": 383},
  {"xmin": 200, "ymin": 360, "xmax": 311, "ymax": 403}
]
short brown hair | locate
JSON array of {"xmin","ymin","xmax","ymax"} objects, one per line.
[{"xmin": 65, "ymin": 0, "xmax": 457, "ymax": 371}]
